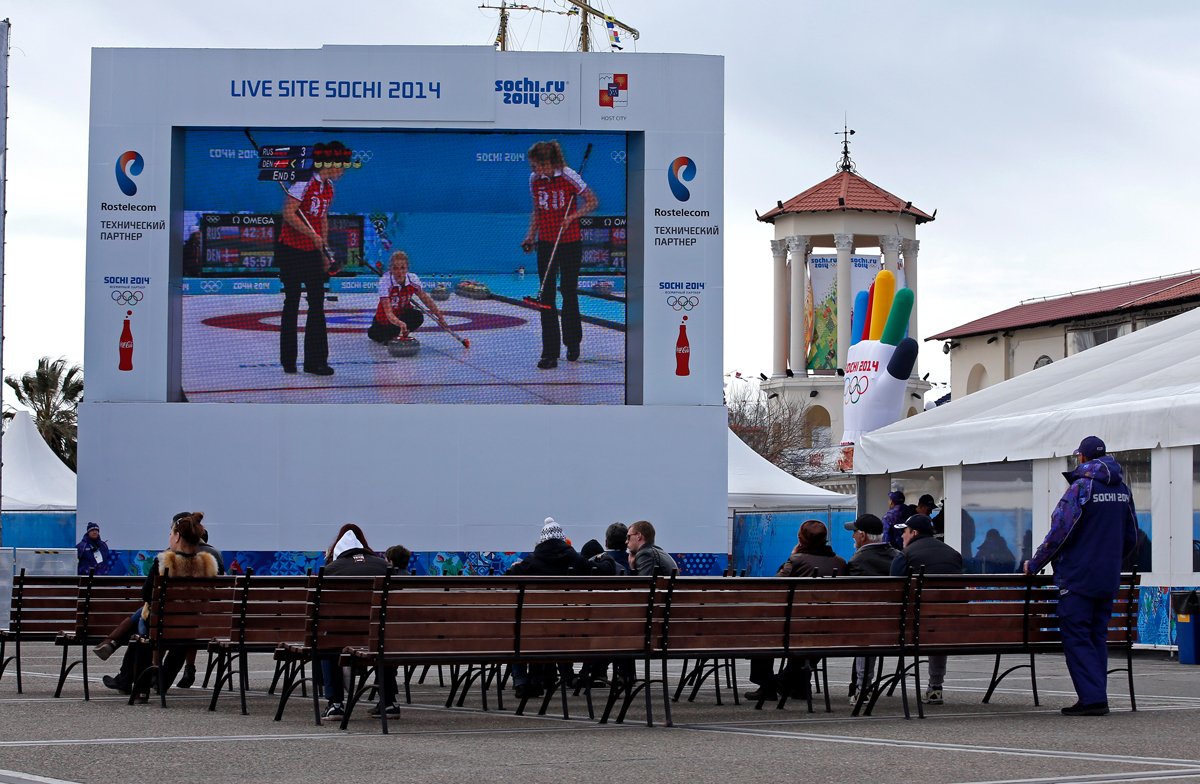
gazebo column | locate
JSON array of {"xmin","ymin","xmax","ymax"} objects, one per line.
[
  {"xmin": 902, "ymin": 237, "xmax": 920, "ymax": 343},
  {"xmin": 879, "ymin": 234, "xmax": 902, "ymax": 280},
  {"xmin": 834, "ymin": 233, "xmax": 854, "ymax": 369},
  {"xmin": 770, "ymin": 239, "xmax": 789, "ymax": 377},
  {"xmin": 787, "ymin": 235, "xmax": 810, "ymax": 374}
]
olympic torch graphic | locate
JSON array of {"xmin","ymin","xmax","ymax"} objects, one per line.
[{"xmin": 841, "ymin": 270, "xmax": 918, "ymax": 444}]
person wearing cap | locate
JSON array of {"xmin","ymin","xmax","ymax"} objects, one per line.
[
  {"xmin": 1025, "ymin": 435, "xmax": 1138, "ymax": 717},
  {"xmin": 76, "ymin": 522, "xmax": 112, "ymax": 576},
  {"xmin": 506, "ymin": 518, "xmax": 589, "ymax": 699},
  {"xmin": 891, "ymin": 513, "xmax": 963, "ymax": 705},
  {"xmin": 844, "ymin": 514, "xmax": 900, "ymax": 703},
  {"xmin": 916, "ymin": 494, "xmax": 944, "ymax": 539},
  {"xmin": 881, "ymin": 490, "xmax": 914, "ymax": 550},
  {"xmin": 845, "ymin": 514, "xmax": 900, "ymax": 577}
]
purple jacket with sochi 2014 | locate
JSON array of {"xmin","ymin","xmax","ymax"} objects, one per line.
[{"xmin": 1028, "ymin": 455, "xmax": 1139, "ymax": 598}]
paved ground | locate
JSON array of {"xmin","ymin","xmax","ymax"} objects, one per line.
[{"xmin": 1, "ymin": 643, "xmax": 1198, "ymax": 784}]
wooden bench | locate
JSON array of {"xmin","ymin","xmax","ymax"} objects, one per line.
[
  {"xmin": 207, "ymin": 573, "xmax": 309, "ymax": 715},
  {"xmin": 657, "ymin": 575, "xmax": 916, "ymax": 717},
  {"xmin": 0, "ymin": 571, "xmax": 80, "ymax": 693},
  {"xmin": 55, "ymin": 575, "xmax": 145, "ymax": 700},
  {"xmin": 133, "ymin": 573, "xmax": 237, "ymax": 707},
  {"xmin": 272, "ymin": 573, "xmax": 377, "ymax": 726},
  {"xmin": 344, "ymin": 574, "xmax": 661, "ymax": 733}
]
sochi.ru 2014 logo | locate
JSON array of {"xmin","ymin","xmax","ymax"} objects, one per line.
[
  {"xmin": 494, "ymin": 78, "xmax": 565, "ymax": 108},
  {"xmin": 668, "ymin": 156, "xmax": 696, "ymax": 202},
  {"xmin": 115, "ymin": 150, "xmax": 144, "ymax": 196},
  {"xmin": 599, "ymin": 73, "xmax": 628, "ymax": 108}
]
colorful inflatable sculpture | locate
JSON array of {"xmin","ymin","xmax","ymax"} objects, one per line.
[{"xmin": 842, "ymin": 270, "xmax": 919, "ymax": 444}]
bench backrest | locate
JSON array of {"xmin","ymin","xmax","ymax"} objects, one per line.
[
  {"xmin": 369, "ymin": 576, "xmax": 656, "ymax": 661},
  {"xmin": 305, "ymin": 574, "xmax": 378, "ymax": 654},
  {"xmin": 7, "ymin": 571, "xmax": 78, "ymax": 637},
  {"xmin": 228, "ymin": 574, "xmax": 309, "ymax": 647},
  {"xmin": 146, "ymin": 574, "xmax": 237, "ymax": 645},
  {"xmin": 658, "ymin": 577, "xmax": 794, "ymax": 657},
  {"xmin": 75, "ymin": 576, "xmax": 146, "ymax": 639},
  {"xmin": 784, "ymin": 576, "xmax": 910, "ymax": 654},
  {"xmin": 911, "ymin": 572, "xmax": 1142, "ymax": 651}
]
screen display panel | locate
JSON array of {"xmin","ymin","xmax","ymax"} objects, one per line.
[{"xmin": 180, "ymin": 128, "xmax": 627, "ymax": 404}]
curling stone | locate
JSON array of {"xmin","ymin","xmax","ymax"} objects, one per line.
[
  {"xmin": 431, "ymin": 283, "xmax": 451, "ymax": 301},
  {"xmin": 388, "ymin": 336, "xmax": 420, "ymax": 357}
]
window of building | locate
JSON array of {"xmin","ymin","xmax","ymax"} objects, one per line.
[
  {"xmin": 1067, "ymin": 323, "xmax": 1131, "ymax": 355},
  {"xmin": 961, "ymin": 462, "xmax": 1032, "ymax": 574},
  {"xmin": 1033, "ymin": 355, "xmax": 1053, "ymax": 369}
]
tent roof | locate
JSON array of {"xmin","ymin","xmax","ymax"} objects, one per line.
[
  {"xmin": 856, "ymin": 306, "xmax": 1200, "ymax": 474},
  {"xmin": 1, "ymin": 411, "xmax": 77, "ymax": 511},
  {"xmin": 728, "ymin": 429, "xmax": 855, "ymax": 509}
]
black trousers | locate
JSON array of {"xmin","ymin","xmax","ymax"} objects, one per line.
[
  {"xmin": 537, "ymin": 240, "xmax": 582, "ymax": 359},
  {"xmin": 367, "ymin": 308, "xmax": 424, "ymax": 343},
  {"xmin": 277, "ymin": 243, "xmax": 328, "ymax": 369}
]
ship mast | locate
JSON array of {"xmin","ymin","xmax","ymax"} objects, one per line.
[{"xmin": 481, "ymin": 1, "xmax": 639, "ymax": 52}]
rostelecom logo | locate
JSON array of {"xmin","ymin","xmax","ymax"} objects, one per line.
[
  {"xmin": 667, "ymin": 156, "xmax": 696, "ymax": 202},
  {"xmin": 115, "ymin": 150, "xmax": 144, "ymax": 196}
]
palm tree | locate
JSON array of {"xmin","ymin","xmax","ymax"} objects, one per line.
[{"xmin": 4, "ymin": 357, "xmax": 84, "ymax": 471}]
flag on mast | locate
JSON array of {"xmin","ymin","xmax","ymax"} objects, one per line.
[{"xmin": 605, "ymin": 17, "xmax": 623, "ymax": 49}]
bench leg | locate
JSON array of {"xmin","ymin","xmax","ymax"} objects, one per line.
[
  {"xmin": 661, "ymin": 657, "xmax": 674, "ymax": 727},
  {"xmin": 238, "ymin": 650, "xmax": 250, "ymax": 716},
  {"xmin": 54, "ymin": 643, "xmax": 72, "ymax": 698},
  {"xmin": 81, "ymin": 642, "xmax": 90, "ymax": 701},
  {"xmin": 208, "ymin": 651, "xmax": 227, "ymax": 711},
  {"xmin": 202, "ymin": 647, "xmax": 218, "ymax": 689},
  {"xmin": 672, "ymin": 657, "xmax": 694, "ymax": 702}
]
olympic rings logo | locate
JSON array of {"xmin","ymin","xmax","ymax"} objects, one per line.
[
  {"xmin": 667, "ymin": 295, "xmax": 699, "ymax": 311},
  {"xmin": 611, "ymin": 150, "xmax": 627, "ymax": 163},
  {"xmin": 204, "ymin": 214, "xmax": 221, "ymax": 224},
  {"xmin": 200, "ymin": 280, "xmax": 222, "ymax": 293},
  {"xmin": 352, "ymin": 150, "xmax": 373, "ymax": 164},
  {"xmin": 845, "ymin": 375, "xmax": 870, "ymax": 403},
  {"xmin": 111, "ymin": 290, "xmax": 144, "ymax": 305},
  {"xmin": 541, "ymin": 92, "xmax": 565, "ymax": 105}
]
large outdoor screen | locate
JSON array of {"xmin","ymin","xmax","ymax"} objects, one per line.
[{"xmin": 180, "ymin": 128, "xmax": 627, "ymax": 404}]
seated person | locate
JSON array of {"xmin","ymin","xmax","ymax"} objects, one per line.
[
  {"xmin": 94, "ymin": 513, "xmax": 220, "ymax": 699},
  {"xmin": 319, "ymin": 524, "xmax": 396, "ymax": 719}
]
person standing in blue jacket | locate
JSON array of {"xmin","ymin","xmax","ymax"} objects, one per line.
[
  {"xmin": 1025, "ymin": 436, "xmax": 1139, "ymax": 717},
  {"xmin": 76, "ymin": 522, "xmax": 111, "ymax": 576}
]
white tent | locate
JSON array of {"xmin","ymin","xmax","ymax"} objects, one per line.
[
  {"xmin": 856, "ymin": 305, "xmax": 1200, "ymax": 474},
  {"xmin": 728, "ymin": 429, "xmax": 856, "ymax": 509},
  {"xmin": 1, "ymin": 411, "xmax": 77, "ymax": 511}
]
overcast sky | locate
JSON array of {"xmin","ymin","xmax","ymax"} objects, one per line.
[{"xmin": 2, "ymin": 1, "xmax": 1198, "ymax": 407}]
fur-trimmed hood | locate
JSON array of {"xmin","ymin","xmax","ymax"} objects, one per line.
[{"xmin": 157, "ymin": 549, "xmax": 219, "ymax": 579}]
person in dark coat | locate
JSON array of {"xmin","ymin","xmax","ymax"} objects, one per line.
[
  {"xmin": 844, "ymin": 513, "xmax": 901, "ymax": 702},
  {"xmin": 1025, "ymin": 436, "xmax": 1138, "ymax": 717},
  {"xmin": 881, "ymin": 490, "xmax": 914, "ymax": 550},
  {"xmin": 76, "ymin": 522, "xmax": 112, "ymax": 576},
  {"xmin": 588, "ymin": 522, "xmax": 631, "ymax": 576},
  {"xmin": 891, "ymin": 514, "xmax": 963, "ymax": 705},
  {"xmin": 506, "ymin": 518, "xmax": 588, "ymax": 698},
  {"xmin": 976, "ymin": 528, "xmax": 1017, "ymax": 574},
  {"xmin": 746, "ymin": 520, "xmax": 846, "ymax": 702},
  {"xmin": 319, "ymin": 524, "xmax": 395, "ymax": 719}
]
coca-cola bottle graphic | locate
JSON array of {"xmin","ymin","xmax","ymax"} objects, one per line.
[
  {"xmin": 675, "ymin": 315, "xmax": 690, "ymax": 376},
  {"xmin": 118, "ymin": 310, "xmax": 134, "ymax": 372}
]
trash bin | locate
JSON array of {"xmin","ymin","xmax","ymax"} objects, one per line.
[{"xmin": 1172, "ymin": 590, "xmax": 1200, "ymax": 665}]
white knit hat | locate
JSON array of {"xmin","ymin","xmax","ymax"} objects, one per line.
[{"xmin": 538, "ymin": 517, "xmax": 565, "ymax": 544}]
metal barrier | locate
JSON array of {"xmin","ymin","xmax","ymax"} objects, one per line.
[{"xmin": 0, "ymin": 548, "xmax": 77, "ymax": 627}]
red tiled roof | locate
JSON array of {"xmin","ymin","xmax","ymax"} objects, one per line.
[
  {"xmin": 758, "ymin": 170, "xmax": 934, "ymax": 224},
  {"xmin": 929, "ymin": 272, "xmax": 1200, "ymax": 341}
]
